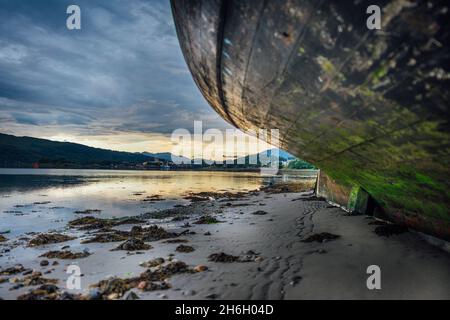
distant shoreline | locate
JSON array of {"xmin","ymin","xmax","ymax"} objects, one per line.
[{"xmin": 0, "ymin": 167, "xmax": 318, "ymax": 174}]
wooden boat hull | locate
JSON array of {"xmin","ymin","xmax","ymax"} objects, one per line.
[{"xmin": 171, "ymin": 0, "xmax": 450, "ymax": 239}]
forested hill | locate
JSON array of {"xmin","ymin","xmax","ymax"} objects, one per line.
[{"xmin": 0, "ymin": 133, "xmax": 154, "ymax": 168}]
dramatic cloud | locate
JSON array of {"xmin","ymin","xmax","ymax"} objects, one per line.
[{"xmin": 0, "ymin": 0, "xmax": 233, "ymax": 151}]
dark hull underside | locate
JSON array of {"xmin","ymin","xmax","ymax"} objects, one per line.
[{"xmin": 171, "ymin": 0, "xmax": 450, "ymax": 240}]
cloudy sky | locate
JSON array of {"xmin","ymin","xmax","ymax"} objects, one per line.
[{"xmin": 0, "ymin": 0, "xmax": 270, "ymax": 155}]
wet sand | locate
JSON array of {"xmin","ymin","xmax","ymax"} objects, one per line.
[{"xmin": 1, "ymin": 188, "xmax": 449, "ymax": 300}]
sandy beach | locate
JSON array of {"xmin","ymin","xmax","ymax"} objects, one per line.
[{"xmin": 1, "ymin": 179, "xmax": 449, "ymax": 300}]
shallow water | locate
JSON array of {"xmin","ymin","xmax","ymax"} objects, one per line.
[{"xmin": 0, "ymin": 169, "xmax": 316, "ymax": 237}]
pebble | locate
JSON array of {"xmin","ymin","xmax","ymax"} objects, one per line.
[
  {"xmin": 107, "ymin": 293, "xmax": 119, "ymax": 300},
  {"xmin": 9, "ymin": 277, "xmax": 20, "ymax": 283},
  {"xmin": 88, "ymin": 288, "xmax": 102, "ymax": 300},
  {"xmin": 22, "ymin": 269, "xmax": 33, "ymax": 275},
  {"xmin": 290, "ymin": 276, "xmax": 302, "ymax": 286},
  {"xmin": 194, "ymin": 265, "xmax": 208, "ymax": 272},
  {"xmin": 40, "ymin": 260, "xmax": 49, "ymax": 267},
  {"xmin": 182, "ymin": 290, "xmax": 196, "ymax": 296},
  {"xmin": 137, "ymin": 281, "xmax": 147, "ymax": 290}
]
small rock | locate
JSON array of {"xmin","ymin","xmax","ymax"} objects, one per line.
[
  {"xmin": 9, "ymin": 277, "xmax": 20, "ymax": 283},
  {"xmin": 40, "ymin": 260, "xmax": 49, "ymax": 267},
  {"xmin": 194, "ymin": 265, "xmax": 208, "ymax": 272},
  {"xmin": 182, "ymin": 290, "xmax": 196, "ymax": 296},
  {"xmin": 107, "ymin": 293, "xmax": 119, "ymax": 300},
  {"xmin": 22, "ymin": 269, "xmax": 33, "ymax": 275},
  {"xmin": 137, "ymin": 281, "xmax": 147, "ymax": 290},
  {"xmin": 251, "ymin": 210, "xmax": 268, "ymax": 215},
  {"xmin": 125, "ymin": 291, "xmax": 140, "ymax": 300},
  {"xmin": 290, "ymin": 276, "xmax": 302, "ymax": 286},
  {"xmin": 88, "ymin": 288, "xmax": 102, "ymax": 300}
]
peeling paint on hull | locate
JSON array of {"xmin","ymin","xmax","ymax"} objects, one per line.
[{"xmin": 171, "ymin": 0, "xmax": 450, "ymax": 240}]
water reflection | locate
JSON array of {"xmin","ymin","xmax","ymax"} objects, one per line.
[{"xmin": 0, "ymin": 169, "xmax": 317, "ymax": 237}]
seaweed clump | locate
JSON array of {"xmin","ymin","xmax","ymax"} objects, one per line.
[
  {"xmin": 0, "ymin": 264, "xmax": 25, "ymax": 276},
  {"xmin": 193, "ymin": 216, "xmax": 222, "ymax": 224},
  {"xmin": 175, "ymin": 245, "xmax": 195, "ymax": 253},
  {"xmin": 17, "ymin": 284, "xmax": 82, "ymax": 300},
  {"xmin": 74, "ymin": 209, "xmax": 101, "ymax": 214},
  {"xmin": 374, "ymin": 224, "xmax": 408, "ymax": 237},
  {"xmin": 68, "ymin": 216, "xmax": 145, "ymax": 231},
  {"xmin": 40, "ymin": 250, "xmax": 90, "ymax": 259},
  {"xmin": 28, "ymin": 233, "xmax": 75, "ymax": 247},
  {"xmin": 81, "ymin": 231, "xmax": 129, "ymax": 244},
  {"xmin": 300, "ymin": 232, "xmax": 340, "ymax": 243},
  {"xmin": 139, "ymin": 257, "xmax": 165, "ymax": 268},
  {"xmin": 89, "ymin": 261, "xmax": 191, "ymax": 299},
  {"xmin": 135, "ymin": 225, "xmax": 178, "ymax": 242},
  {"xmin": 208, "ymin": 252, "xmax": 240, "ymax": 263},
  {"xmin": 112, "ymin": 238, "xmax": 152, "ymax": 251}
]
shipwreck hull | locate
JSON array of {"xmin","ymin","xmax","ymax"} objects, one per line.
[{"xmin": 171, "ymin": 0, "xmax": 450, "ymax": 240}]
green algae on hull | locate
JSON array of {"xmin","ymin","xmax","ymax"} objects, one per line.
[{"xmin": 171, "ymin": 0, "xmax": 450, "ymax": 239}]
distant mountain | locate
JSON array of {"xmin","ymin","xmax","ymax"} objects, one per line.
[
  {"xmin": 142, "ymin": 152, "xmax": 191, "ymax": 164},
  {"xmin": 0, "ymin": 133, "xmax": 303, "ymax": 169},
  {"xmin": 276, "ymin": 149, "xmax": 296, "ymax": 160},
  {"xmin": 144, "ymin": 148, "xmax": 294, "ymax": 165},
  {"xmin": 235, "ymin": 148, "xmax": 295, "ymax": 165},
  {"xmin": 0, "ymin": 133, "xmax": 155, "ymax": 168}
]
